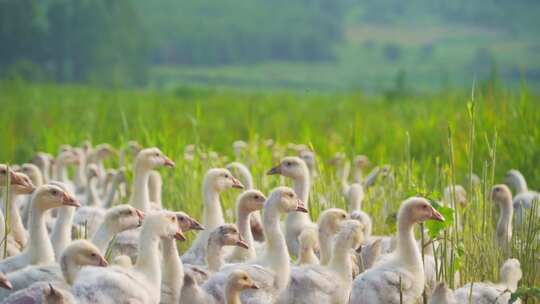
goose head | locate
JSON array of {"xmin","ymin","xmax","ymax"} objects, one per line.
[
  {"xmin": 135, "ymin": 147, "xmax": 175, "ymax": 170},
  {"xmin": 0, "ymin": 272, "xmax": 12, "ymax": 290},
  {"xmin": 298, "ymin": 228, "xmax": 320, "ymax": 255},
  {"xmin": 444, "ymin": 185, "xmax": 468, "ymax": 207},
  {"xmin": 353, "ymin": 155, "xmax": 370, "ymax": 169},
  {"xmin": 81, "ymin": 140, "xmax": 92, "ymax": 155},
  {"xmin": 175, "ymin": 211, "xmax": 204, "ymax": 231},
  {"xmin": 398, "ymin": 197, "xmax": 444, "ymax": 225},
  {"xmin": 429, "ymin": 282, "xmax": 456, "ymax": 304},
  {"xmin": 62, "ymin": 240, "xmax": 108, "ymax": 268},
  {"xmin": 318, "ymin": 208, "xmax": 349, "ymax": 235},
  {"xmin": 205, "ymin": 168, "xmax": 244, "ymax": 192},
  {"xmin": 93, "ymin": 143, "xmax": 117, "ymax": 160},
  {"xmin": 500, "ymin": 258, "xmax": 522, "ymax": 291},
  {"xmin": 104, "ymin": 168, "xmax": 117, "ymax": 185},
  {"xmin": 237, "ymin": 190, "xmax": 266, "ymax": 213},
  {"xmin": 267, "ymin": 156, "xmax": 309, "ymax": 180},
  {"xmin": 86, "ymin": 163, "xmax": 100, "ymax": 181},
  {"xmin": 146, "ymin": 211, "xmax": 185, "ymax": 241},
  {"xmin": 266, "ymin": 186, "xmax": 308, "ymax": 213},
  {"xmin": 33, "ymin": 184, "xmax": 80, "ymax": 211},
  {"xmin": 125, "ymin": 140, "xmax": 142, "ymax": 156},
  {"xmin": 299, "ymin": 150, "xmax": 316, "ymax": 168},
  {"xmin": 104, "ymin": 205, "xmax": 145, "ymax": 232},
  {"xmin": 491, "ymin": 184, "xmax": 513, "ymax": 207},
  {"xmin": 233, "ymin": 140, "xmax": 248, "ymax": 157},
  {"xmin": 337, "ymin": 220, "xmax": 365, "ymax": 252},
  {"xmin": 227, "ymin": 269, "xmax": 259, "ymax": 291},
  {"xmin": 211, "ymin": 224, "xmax": 248, "ymax": 249},
  {"xmin": 57, "ymin": 149, "xmax": 79, "ymax": 166},
  {"xmin": 328, "ymin": 152, "xmax": 346, "ymax": 166},
  {"xmin": 31, "ymin": 152, "xmax": 52, "ymax": 171},
  {"xmin": 4, "ymin": 170, "xmax": 35, "ymax": 194},
  {"xmin": 19, "ymin": 163, "xmax": 43, "ymax": 186},
  {"xmin": 504, "ymin": 169, "xmax": 527, "ymax": 192}
]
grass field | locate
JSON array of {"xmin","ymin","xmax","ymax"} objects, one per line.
[{"xmin": 1, "ymin": 81, "xmax": 539, "ymax": 300}]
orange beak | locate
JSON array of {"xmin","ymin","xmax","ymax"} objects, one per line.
[
  {"xmin": 163, "ymin": 157, "xmax": 175, "ymax": 168},
  {"xmin": 235, "ymin": 238, "xmax": 249, "ymax": 249},
  {"xmin": 231, "ymin": 177, "xmax": 245, "ymax": 189},
  {"xmin": 295, "ymin": 199, "xmax": 308, "ymax": 213},
  {"xmin": 429, "ymin": 207, "xmax": 445, "ymax": 222},
  {"xmin": 267, "ymin": 166, "xmax": 281, "ymax": 175},
  {"xmin": 62, "ymin": 192, "xmax": 80, "ymax": 207},
  {"xmin": 135, "ymin": 209, "xmax": 145, "ymax": 225},
  {"xmin": 98, "ymin": 256, "xmax": 109, "ymax": 267},
  {"xmin": 174, "ymin": 229, "xmax": 186, "ymax": 241}
]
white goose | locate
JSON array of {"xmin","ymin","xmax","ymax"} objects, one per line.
[
  {"xmin": 182, "ymin": 168, "xmax": 244, "ymax": 265},
  {"xmin": 349, "ymin": 197, "xmax": 444, "ymax": 304},
  {"xmin": 280, "ymin": 220, "xmax": 365, "ymax": 304},
  {"xmin": 492, "ymin": 184, "xmax": 513, "ymax": 255},
  {"xmin": 198, "ymin": 187, "xmax": 308, "ymax": 304},
  {"xmin": 0, "ymin": 184, "xmax": 79, "ymax": 274},
  {"xmin": 72, "ymin": 211, "xmax": 185, "ymax": 304},
  {"xmin": 267, "ymin": 156, "xmax": 314, "ymax": 257},
  {"xmin": 505, "ymin": 169, "xmax": 540, "ymax": 227}
]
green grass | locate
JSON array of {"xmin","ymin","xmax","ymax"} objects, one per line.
[{"xmin": 1, "ymin": 81, "xmax": 539, "ymax": 301}]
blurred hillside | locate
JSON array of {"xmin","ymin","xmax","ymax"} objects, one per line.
[{"xmin": 1, "ymin": 0, "xmax": 540, "ymax": 92}]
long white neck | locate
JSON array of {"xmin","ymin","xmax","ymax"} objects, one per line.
[
  {"xmin": 318, "ymin": 229, "xmax": 333, "ymax": 266},
  {"xmin": 231, "ymin": 209, "xmax": 256, "ymax": 260},
  {"xmin": 347, "ymin": 185, "xmax": 364, "ymax": 213},
  {"xmin": 55, "ymin": 161, "xmax": 69, "ymax": 183},
  {"xmin": 130, "ymin": 165, "xmax": 151, "ymax": 212},
  {"xmin": 50, "ymin": 206, "xmax": 75, "ymax": 261},
  {"xmin": 74, "ymin": 159, "xmax": 86, "ymax": 193},
  {"xmin": 396, "ymin": 218, "xmax": 422, "ymax": 272},
  {"xmin": 42, "ymin": 162, "xmax": 51, "ymax": 183},
  {"xmin": 225, "ymin": 283, "xmax": 242, "ymax": 304},
  {"xmin": 61, "ymin": 255, "xmax": 80, "ymax": 285},
  {"xmin": 353, "ymin": 164, "xmax": 364, "ymax": 184},
  {"xmin": 206, "ymin": 238, "xmax": 225, "ymax": 272},
  {"xmin": 7, "ymin": 192, "xmax": 27, "ymax": 247},
  {"xmin": 287, "ymin": 173, "xmax": 310, "ymax": 225},
  {"xmin": 298, "ymin": 245, "xmax": 319, "ymax": 265},
  {"xmin": 497, "ymin": 200, "xmax": 513, "ymax": 246},
  {"xmin": 339, "ymin": 161, "xmax": 351, "ymax": 196},
  {"xmin": 103, "ymin": 175, "xmax": 120, "ymax": 209},
  {"xmin": 202, "ymin": 186, "xmax": 223, "ymax": 230},
  {"xmin": 161, "ymin": 237, "xmax": 183, "ymax": 303},
  {"xmin": 148, "ymin": 171, "xmax": 162, "ymax": 208},
  {"xmin": 27, "ymin": 206, "xmax": 55, "ymax": 264},
  {"xmin": 263, "ymin": 204, "xmax": 291, "ymax": 292},
  {"xmin": 135, "ymin": 224, "xmax": 162, "ymax": 289},
  {"xmin": 329, "ymin": 235, "xmax": 354, "ymax": 282},
  {"xmin": 231, "ymin": 163, "xmax": 253, "ymax": 189},
  {"xmin": 91, "ymin": 224, "xmax": 114, "ymax": 254},
  {"xmin": 85, "ymin": 177, "xmax": 101, "ymax": 207},
  {"xmin": 513, "ymin": 174, "xmax": 528, "ymax": 194}
]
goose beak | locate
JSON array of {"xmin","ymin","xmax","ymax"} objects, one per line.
[
  {"xmin": 266, "ymin": 166, "xmax": 281, "ymax": 175},
  {"xmin": 250, "ymin": 283, "xmax": 260, "ymax": 290},
  {"xmin": 235, "ymin": 238, "xmax": 249, "ymax": 249},
  {"xmin": 10, "ymin": 171, "xmax": 35, "ymax": 193},
  {"xmin": 135, "ymin": 209, "xmax": 145, "ymax": 225},
  {"xmin": 189, "ymin": 218, "xmax": 205, "ymax": 231},
  {"xmin": 98, "ymin": 256, "xmax": 109, "ymax": 267},
  {"xmin": 174, "ymin": 229, "xmax": 186, "ymax": 241},
  {"xmin": 0, "ymin": 277, "xmax": 12, "ymax": 290},
  {"xmin": 62, "ymin": 192, "xmax": 80, "ymax": 207},
  {"xmin": 430, "ymin": 207, "xmax": 445, "ymax": 222},
  {"xmin": 295, "ymin": 199, "xmax": 308, "ymax": 213},
  {"xmin": 163, "ymin": 157, "xmax": 175, "ymax": 168},
  {"xmin": 231, "ymin": 177, "xmax": 245, "ymax": 189}
]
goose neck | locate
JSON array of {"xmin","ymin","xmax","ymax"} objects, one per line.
[
  {"xmin": 61, "ymin": 255, "xmax": 79, "ymax": 285},
  {"xmin": 161, "ymin": 237, "xmax": 183, "ymax": 303},
  {"xmin": 206, "ymin": 239, "xmax": 224, "ymax": 272},
  {"xmin": 203, "ymin": 188, "xmax": 224, "ymax": 230},
  {"xmin": 234, "ymin": 209, "xmax": 255, "ymax": 258},
  {"xmin": 225, "ymin": 283, "xmax": 242, "ymax": 304},
  {"xmin": 28, "ymin": 206, "xmax": 55, "ymax": 264},
  {"xmin": 7, "ymin": 193, "xmax": 27, "ymax": 247},
  {"xmin": 263, "ymin": 204, "xmax": 291, "ymax": 291},
  {"xmin": 55, "ymin": 161, "xmax": 68, "ymax": 183},
  {"xmin": 50, "ymin": 206, "xmax": 75, "ymax": 260},
  {"xmin": 135, "ymin": 224, "xmax": 162, "ymax": 288},
  {"xmin": 329, "ymin": 238, "xmax": 353, "ymax": 282},
  {"xmin": 339, "ymin": 161, "xmax": 351, "ymax": 196},
  {"xmin": 86, "ymin": 177, "xmax": 101, "ymax": 207},
  {"xmin": 91, "ymin": 224, "xmax": 113, "ymax": 254},
  {"xmin": 396, "ymin": 218, "xmax": 422, "ymax": 270},
  {"xmin": 318, "ymin": 230, "xmax": 333, "ymax": 266},
  {"xmin": 131, "ymin": 165, "xmax": 151, "ymax": 212}
]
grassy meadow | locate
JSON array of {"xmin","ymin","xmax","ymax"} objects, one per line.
[{"xmin": 1, "ymin": 81, "xmax": 540, "ymax": 300}]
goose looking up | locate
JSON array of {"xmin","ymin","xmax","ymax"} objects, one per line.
[
  {"xmin": 349, "ymin": 197, "xmax": 444, "ymax": 304},
  {"xmin": 454, "ymin": 258, "xmax": 522, "ymax": 304},
  {"xmin": 0, "ymin": 184, "xmax": 79, "ymax": 274},
  {"xmin": 317, "ymin": 208, "xmax": 349, "ymax": 266},
  {"xmin": 296, "ymin": 228, "xmax": 319, "ymax": 266},
  {"xmin": 505, "ymin": 169, "xmax": 540, "ymax": 227},
  {"xmin": 226, "ymin": 189, "xmax": 266, "ymax": 263},
  {"xmin": 267, "ymin": 156, "xmax": 314, "ymax": 257},
  {"xmin": 128, "ymin": 147, "xmax": 175, "ymax": 212},
  {"xmin": 182, "ymin": 168, "xmax": 244, "ymax": 265},
  {"xmin": 72, "ymin": 211, "xmax": 186, "ymax": 304},
  {"xmin": 491, "ymin": 184, "xmax": 514, "ymax": 256},
  {"xmin": 160, "ymin": 212, "xmax": 203, "ymax": 304},
  {"xmin": 198, "ymin": 187, "xmax": 308, "ymax": 304},
  {"xmin": 1, "ymin": 172, "xmax": 35, "ymax": 253},
  {"xmin": 0, "ymin": 240, "xmax": 107, "ymax": 300},
  {"xmin": 226, "ymin": 161, "xmax": 265, "ymax": 242},
  {"xmin": 280, "ymin": 220, "xmax": 365, "ymax": 304}
]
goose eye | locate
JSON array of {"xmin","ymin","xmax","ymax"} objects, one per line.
[
  {"xmin": 243, "ymin": 276, "xmax": 248, "ymax": 280},
  {"xmin": 0, "ymin": 170, "xmax": 5, "ymax": 174},
  {"xmin": 91, "ymin": 253, "xmax": 96, "ymax": 257},
  {"xmin": 179, "ymin": 217, "xmax": 185, "ymax": 222},
  {"xmin": 155, "ymin": 153, "xmax": 160, "ymax": 157},
  {"xmin": 254, "ymin": 195, "xmax": 259, "ymax": 199},
  {"xmin": 51, "ymin": 190, "xmax": 58, "ymax": 195},
  {"xmin": 341, "ymin": 214, "xmax": 346, "ymax": 218},
  {"xmin": 286, "ymin": 162, "xmax": 292, "ymax": 166},
  {"xmin": 224, "ymin": 174, "xmax": 229, "ymax": 178},
  {"xmin": 171, "ymin": 216, "xmax": 176, "ymax": 222}
]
